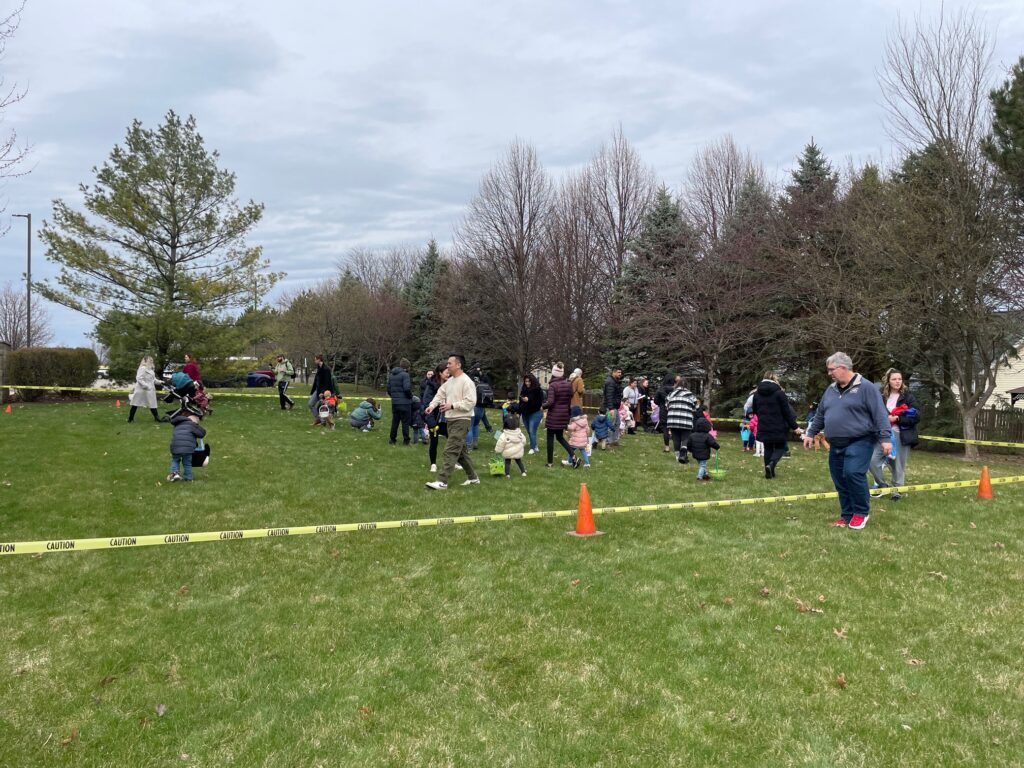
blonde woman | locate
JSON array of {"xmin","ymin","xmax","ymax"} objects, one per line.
[
  {"xmin": 869, "ymin": 368, "xmax": 921, "ymax": 501},
  {"xmin": 128, "ymin": 356, "xmax": 163, "ymax": 423},
  {"xmin": 568, "ymin": 367, "xmax": 585, "ymax": 409}
]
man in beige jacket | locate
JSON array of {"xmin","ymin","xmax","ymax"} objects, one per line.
[{"xmin": 424, "ymin": 354, "xmax": 480, "ymax": 490}]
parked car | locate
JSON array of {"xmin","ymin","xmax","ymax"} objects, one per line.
[
  {"xmin": 246, "ymin": 370, "xmax": 275, "ymax": 387},
  {"xmin": 204, "ymin": 373, "xmax": 246, "ymax": 388}
]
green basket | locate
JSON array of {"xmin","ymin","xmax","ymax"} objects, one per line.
[
  {"xmin": 488, "ymin": 457, "xmax": 505, "ymax": 477},
  {"xmin": 708, "ymin": 451, "xmax": 726, "ymax": 480}
]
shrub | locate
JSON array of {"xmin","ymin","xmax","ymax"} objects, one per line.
[{"xmin": 8, "ymin": 347, "xmax": 100, "ymax": 401}]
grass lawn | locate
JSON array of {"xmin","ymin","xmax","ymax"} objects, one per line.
[{"xmin": 1, "ymin": 395, "xmax": 1023, "ymax": 767}]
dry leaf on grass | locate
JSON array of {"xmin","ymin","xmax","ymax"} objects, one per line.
[
  {"xmin": 817, "ymin": 594, "xmax": 826, "ymax": 603},
  {"xmin": 834, "ymin": 627, "xmax": 848, "ymax": 640},
  {"xmin": 994, "ymin": 542, "xmax": 1006, "ymax": 549},
  {"xmin": 156, "ymin": 704, "xmax": 168, "ymax": 717},
  {"xmin": 61, "ymin": 729, "xmax": 78, "ymax": 747},
  {"xmin": 358, "ymin": 706, "xmax": 370, "ymax": 715},
  {"xmin": 723, "ymin": 597, "xmax": 735, "ymax": 605},
  {"xmin": 571, "ymin": 579, "xmax": 581, "ymax": 587},
  {"xmin": 177, "ymin": 585, "xmax": 189, "ymax": 595},
  {"xmin": 837, "ymin": 673, "xmax": 847, "ymax": 690},
  {"xmin": 907, "ymin": 658, "xmax": 926, "ymax": 667},
  {"xmin": 760, "ymin": 587, "xmax": 771, "ymax": 597},
  {"xmin": 969, "ymin": 522, "xmax": 977, "ymax": 529},
  {"xmin": 927, "ymin": 571, "xmax": 947, "ymax": 581},
  {"xmin": 99, "ymin": 674, "xmax": 117, "ymax": 687}
]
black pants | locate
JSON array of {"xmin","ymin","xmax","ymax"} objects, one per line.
[
  {"xmin": 546, "ymin": 428, "xmax": 573, "ymax": 464},
  {"xmin": 277, "ymin": 380, "xmax": 294, "ymax": 409},
  {"xmin": 128, "ymin": 405, "xmax": 161, "ymax": 422},
  {"xmin": 670, "ymin": 428, "xmax": 691, "ymax": 458},
  {"xmin": 390, "ymin": 403, "xmax": 412, "ymax": 444},
  {"xmin": 504, "ymin": 458, "xmax": 526, "ymax": 476},
  {"xmin": 763, "ymin": 440, "xmax": 788, "ymax": 475},
  {"xmin": 428, "ymin": 422, "xmax": 448, "ymax": 465}
]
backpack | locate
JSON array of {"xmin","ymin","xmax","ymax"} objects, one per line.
[{"xmin": 287, "ymin": 361, "xmax": 296, "ymax": 380}]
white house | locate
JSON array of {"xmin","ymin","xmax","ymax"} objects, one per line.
[{"xmin": 991, "ymin": 343, "xmax": 1024, "ymax": 408}]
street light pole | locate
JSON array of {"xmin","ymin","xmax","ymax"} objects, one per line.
[{"xmin": 12, "ymin": 213, "xmax": 31, "ymax": 348}]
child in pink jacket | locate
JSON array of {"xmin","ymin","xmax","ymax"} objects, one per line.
[{"xmin": 566, "ymin": 405, "xmax": 591, "ymax": 468}]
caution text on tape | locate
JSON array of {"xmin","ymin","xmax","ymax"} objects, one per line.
[{"xmin": 3, "ymin": 475, "xmax": 1022, "ymax": 557}]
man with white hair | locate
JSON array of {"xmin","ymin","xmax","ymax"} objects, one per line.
[{"xmin": 803, "ymin": 352, "xmax": 892, "ymax": 530}]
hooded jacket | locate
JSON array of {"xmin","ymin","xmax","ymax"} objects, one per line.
[
  {"xmin": 686, "ymin": 417, "xmax": 720, "ymax": 461},
  {"xmin": 495, "ymin": 427, "xmax": 526, "ymax": 459},
  {"xmin": 751, "ymin": 380, "xmax": 798, "ymax": 442},
  {"xmin": 350, "ymin": 400, "xmax": 383, "ymax": 427},
  {"xmin": 664, "ymin": 386, "xmax": 698, "ymax": 430},
  {"xmin": 169, "ymin": 415, "xmax": 206, "ymax": 456},
  {"xmin": 566, "ymin": 414, "xmax": 590, "ymax": 448},
  {"xmin": 387, "ymin": 366, "xmax": 413, "ymax": 405}
]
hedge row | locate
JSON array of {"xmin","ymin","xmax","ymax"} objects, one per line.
[{"xmin": 7, "ymin": 347, "xmax": 99, "ymax": 401}]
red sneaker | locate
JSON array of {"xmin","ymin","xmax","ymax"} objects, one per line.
[
  {"xmin": 849, "ymin": 514, "xmax": 869, "ymax": 530},
  {"xmin": 830, "ymin": 518, "xmax": 847, "ymax": 527}
]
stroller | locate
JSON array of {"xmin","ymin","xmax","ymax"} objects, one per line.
[{"xmin": 160, "ymin": 372, "xmax": 212, "ymax": 419}]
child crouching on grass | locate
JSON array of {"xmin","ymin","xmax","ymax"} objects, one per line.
[
  {"xmin": 168, "ymin": 413, "xmax": 206, "ymax": 482},
  {"xmin": 686, "ymin": 417, "xmax": 720, "ymax": 481},
  {"xmin": 495, "ymin": 413, "xmax": 527, "ymax": 478},
  {"xmin": 566, "ymin": 405, "xmax": 591, "ymax": 467}
]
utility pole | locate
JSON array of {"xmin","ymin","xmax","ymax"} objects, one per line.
[{"xmin": 12, "ymin": 213, "xmax": 31, "ymax": 348}]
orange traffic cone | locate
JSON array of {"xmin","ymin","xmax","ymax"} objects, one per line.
[
  {"xmin": 4, "ymin": 404, "xmax": 10, "ymax": 414},
  {"xmin": 977, "ymin": 466, "xmax": 993, "ymax": 500},
  {"xmin": 568, "ymin": 483, "xmax": 603, "ymax": 537},
  {"xmin": 115, "ymin": 399, "xmax": 121, "ymax": 408}
]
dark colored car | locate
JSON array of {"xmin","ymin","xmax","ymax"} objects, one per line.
[{"xmin": 246, "ymin": 370, "xmax": 275, "ymax": 387}]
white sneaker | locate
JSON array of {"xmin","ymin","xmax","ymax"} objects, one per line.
[
  {"xmin": 528, "ymin": 448, "xmax": 536, "ymax": 455},
  {"xmin": 869, "ymin": 485, "xmax": 886, "ymax": 498},
  {"xmin": 521, "ymin": 471, "xmax": 527, "ymax": 477},
  {"xmin": 462, "ymin": 478, "xmax": 481, "ymax": 486},
  {"xmin": 561, "ymin": 459, "xmax": 573, "ymax": 467},
  {"xmin": 455, "ymin": 463, "xmax": 463, "ymax": 470},
  {"xmin": 425, "ymin": 481, "xmax": 447, "ymax": 490},
  {"xmin": 430, "ymin": 464, "xmax": 437, "ymax": 473}
]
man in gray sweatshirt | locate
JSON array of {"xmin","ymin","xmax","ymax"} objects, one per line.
[{"xmin": 803, "ymin": 352, "xmax": 892, "ymax": 530}]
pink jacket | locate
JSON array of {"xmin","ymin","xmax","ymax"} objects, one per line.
[{"xmin": 566, "ymin": 415, "xmax": 590, "ymax": 449}]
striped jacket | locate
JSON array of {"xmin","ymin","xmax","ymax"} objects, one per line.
[{"xmin": 664, "ymin": 387, "xmax": 698, "ymax": 430}]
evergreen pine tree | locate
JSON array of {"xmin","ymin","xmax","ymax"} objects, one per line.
[
  {"xmin": 401, "ymin": 239, "xmax": 447, "ymax": 370},
  {"xmin": 983, "ymin": 55, "xmax": 1024, "ymax": 197}
]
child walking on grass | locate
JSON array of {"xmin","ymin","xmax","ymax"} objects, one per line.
[
  {"xmin": 495, "ymin": 413, "xmax": 527, "ymax": 478},
  {"xmin": 566, "ymin": 405, "xmax": 591, "ymax": 468},
  {"xmin": 591, "ymin": 406, "xmax": 611, "ymax": 450},
  {"xmin": 168, "ymin": 413, "xmax": 206, "ymax": 482},
  {"xmin": 686, "ymin": 417, "xmax": 720, "ymax": 481}
]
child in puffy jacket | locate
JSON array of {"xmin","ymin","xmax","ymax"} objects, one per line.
[
  {"xmin": 410, "ymin": 396, "xmax": 427, "ymax": 444},
  {"xmin": 686, "ymin": 417, "xmax": 720, "ymax": 481},
  {"xmin": 494, "ymin": 413, "xmax": 527, "ymax": 478},
  {"xmin": 591, "ymin": 407, "xmax": 611, "ymax": 450},
  {"xmin": 566, "ymin": 405, "xmax": 591, "ymax": 467}
]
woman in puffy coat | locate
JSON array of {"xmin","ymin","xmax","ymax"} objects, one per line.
[
  {"xmin": 542, "ymin": 362, "xmax": 577, "ymax": 468},
  {"xmin": 128, "ymin": 355, "xmax": 163, "ymax": 423},
  {"xmin": 751, "ymin": 371, "xmax": 799, "ymax": 479},
  {"xmin": 349, "ymin": 398, "xmax": 383, "ymax": 430}
]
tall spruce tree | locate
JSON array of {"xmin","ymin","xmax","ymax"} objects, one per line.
[
  {"xmin": 39, "ymin": 111, "xmax": 275, "ymax": 373},
  {"xmin": 401, "ymin": 239, "xmax": 447, "ymax": 370},
  {"xmin": 984, "ymin": 55, "xmax": 1024, "ymax": 197}
]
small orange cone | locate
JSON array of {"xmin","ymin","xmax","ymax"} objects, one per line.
[
  {"xmin": 4, "ymin": 404, "xmax": 10, "ymax": 414},
  {"xmin": 115, "ymin": 399, "xmax": 121, "ymax": 408},
  {"xmin": 977, "ymin": 466, "xmax": 993, "ymax": 500},
  {"xmin": 568, "ymin": 483, "xmax": 603, "ymax": 537}
]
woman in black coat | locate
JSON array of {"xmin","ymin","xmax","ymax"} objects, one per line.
[
  {"xmin": 751, "ymin": 372, "xmax": 799, "ymax": 479},
  {"xmin": 519, "ymin": 373, "xmax": 544, "ymax": 454}
]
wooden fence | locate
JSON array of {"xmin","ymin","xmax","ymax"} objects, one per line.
[{"xmin": 973, "ymin": 407, "xmax": 1024, "ymax": 444}]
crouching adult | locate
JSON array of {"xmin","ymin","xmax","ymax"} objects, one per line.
[{"xmin": 350, "ymin": 398, "xmax": 382, "ymax": 431}]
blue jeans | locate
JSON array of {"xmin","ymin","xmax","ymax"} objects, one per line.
[
  {"xmin": 608, "ymin": 410, "xmax": 621, "ymax": 444},
  {"xmin": 524, "ymin": 411, "xmax": 542, "ymax": 451},
  {"xmin": 468, "ymin": 406, "xmax": 486, "ymax": 447},
  {"xmin": 697, "ymin": 459, "xmax": 708, "ymax": 479},
  {"xmin": 170, "ymin": 453, "xmax": 193, "ymax": 481},
  {"xmin": 828, "ymin": 438, "xmax": 875, "ymax": 521}
]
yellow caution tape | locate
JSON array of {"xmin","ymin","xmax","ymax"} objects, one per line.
[
  {"xmin": 5, "ymin": 384, "xmax": 389, "ymax": 401},
  {"xmin": 919, "ymin": 434, "xmax": 1024, "ymax": 448},
  {"xmin": 3, "ymin": 475, "xmax": 1021, "ymax": 557}
]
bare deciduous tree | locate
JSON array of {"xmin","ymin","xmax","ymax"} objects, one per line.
[
  {"xmin": 0, "ymin": 280, "xmax": 54, "ymax": 348},
  {"xmin": 0, "ymin": 3, "xmax": 28, "ymax": 188},
  {"xmin": 453, "ymin": 140, "xmax": 553, "ymax": 378},
  {"xmin": 879, "ymin": 7, "xmax": 994, "ymax": 158},
  {"xmin": 586, "ymin": 126, "xmax": 657, "ymax": 281},
  {"xmin": 340, "ymin": 246, "xmax": 422, "ymax": 294},
  {"xmin": 683, "ymin": 134, "xmax": 766, "ymax": 250}
]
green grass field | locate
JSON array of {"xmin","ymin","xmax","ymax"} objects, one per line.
[{"xmin": 2, "ymin": 395, "xmax": 1023, "ymax": 767}]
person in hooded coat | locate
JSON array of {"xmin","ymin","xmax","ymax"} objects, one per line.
[{"xmin": 751, "ymin": 371, "xmax": 800, "ymax": 479}]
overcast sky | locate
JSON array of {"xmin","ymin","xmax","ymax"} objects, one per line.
[{"xmin": 1, "ymin": 0, "xmax": 1022, "ymax": 347}]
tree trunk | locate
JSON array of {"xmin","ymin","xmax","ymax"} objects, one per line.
[{"xmin": 961, "ymin": 407, "xmax": 980, "ymax": 461}]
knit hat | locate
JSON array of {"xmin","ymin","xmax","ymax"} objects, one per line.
[
  {"xmin": 551, "ymin": 363, "xmax": 565, "ymax": 377},
  {"xmin": 570, "ymin": 405, "xmax": 583, "ymax": 417}
]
